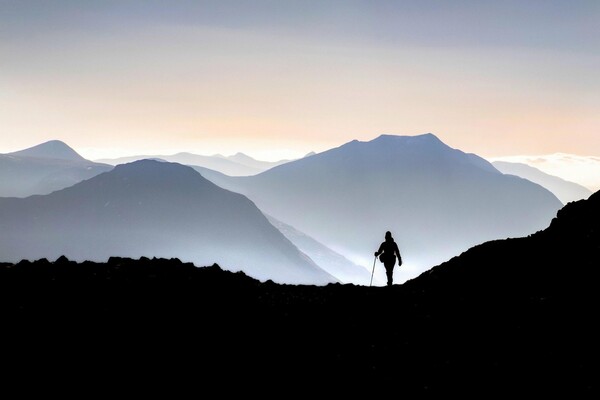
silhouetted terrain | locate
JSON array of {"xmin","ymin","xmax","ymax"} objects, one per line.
[{"xmin": 2, "ymin": 190, "xmax": 598, "ymax": 395}]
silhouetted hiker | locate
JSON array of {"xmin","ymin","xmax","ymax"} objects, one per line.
[{"xmin": 374, "ymin": 231, "xmax": 402, "ymax": 286}]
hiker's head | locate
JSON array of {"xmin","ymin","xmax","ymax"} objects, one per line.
[{"xmin": 385, "ymin": 231, "xmax": 392, "ymax": 240}]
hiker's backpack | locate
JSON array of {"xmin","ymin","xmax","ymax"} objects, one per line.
[
  {"xmin": 379, "ymin": 252, "xmax": 391, "ymax": 264},
  {"xmin": 380, "ymin": 251, "xmax": 402, "ymax": 266}
]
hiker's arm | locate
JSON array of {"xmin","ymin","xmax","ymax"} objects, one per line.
[
  {"xmin": 395, "ymin": 244, "xmax": 402, "ymax": 264},
  {"xmin": 374, "ymin": 243, "xmax": 384, "ymax": 257}
]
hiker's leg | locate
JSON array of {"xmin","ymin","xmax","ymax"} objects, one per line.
[{"xmin": 385, "ymin": 265, "xmax": 393, "ymax": 286}]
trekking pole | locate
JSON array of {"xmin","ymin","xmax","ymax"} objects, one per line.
[{"xmin": 369, "ymin": 255, "xmax": 377, "ymax": 287}]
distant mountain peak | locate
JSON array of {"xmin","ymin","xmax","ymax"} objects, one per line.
[
  {"xmin": 8, "ymin": 140, "xmax": 86, "ymax": 161},
  {"xmin": 373, "ymin": 133, "xmax": 441, "ymax": 143},
  {"xmin": 112, "ymin": 159, "xmax": 199, "ymax": 178},
  {"xmin": 229, "ymin": 152, "xmax": 255, "ymax": 162},
  {"xmin": 341, "ymin": 133, "xmax": 449, "ymax": 154},
  {"xmin": 106, "ymin": 159, "xmax": 223, "ymax": 193}
]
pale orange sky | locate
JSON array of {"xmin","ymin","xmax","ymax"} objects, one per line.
[{"xmin": 1, "ymin": 1, "xmax": 598, "ymax": 161}]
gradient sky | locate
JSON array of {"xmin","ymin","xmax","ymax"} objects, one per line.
[{"xmin": 1, "ymin": 1, "xmax": 598, "ymax": 161}]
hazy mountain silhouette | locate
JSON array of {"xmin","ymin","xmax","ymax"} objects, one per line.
[
  {"xmin": 191, "ymin": 165, "xmax": 371, "ymax": 282},
  {"xmin": 96, "ymin": 152, "xmax": 290, "ymax": 176},
  {"xmin": 95, "ymin": 152, "xmax": 262, "ymax": 175},
  {"xmin": 0, "ymin": 159, "xmax": 336, "ymax": 285},
  {"xmin": 490, "ymin": 153, "xmax": 600, "ymax": 193},
  {"xmin": 221, "ymin": 152, "xmax": 290, "ymax": 171},
  {"xmin": 8, "ymin": 139, "xmax": 87, "ymax": 161},
  {"xmin": 2, "ymin": 190, "xmax": 598, "ymax": 395},
  {"xmin": 266, "ymin": 214, "xmax": 372, "ymax": 285},
  {"xmin": 492, "ymin": 160, "xmax": 592, "ymax": 204},
  {"xmin": 0, "ymin": 140, "xmax": 112, "ymax": 197},
  {"xmin": 200, "ymin": 133, "xmax": 563, "ymax": 283}
]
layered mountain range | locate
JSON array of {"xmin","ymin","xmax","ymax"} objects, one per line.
[
  {"xmin": 95, "ymin": 151, "xmax": 290, "ymax": 176},
  {"xmin": 0, "ymin": 159, "xmax": 336, "ymax": 285},
  {"xmin": 2, "ymin": 134, "xmax": 588, "ymax": 286},
  {"xmin": 199, "ymin": 133, "xmax": 564, "ymax": 283}
]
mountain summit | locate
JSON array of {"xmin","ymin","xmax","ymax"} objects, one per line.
[
  {"xmin": 1, "ymin": 140, "xmax": 111, "ymax": 197},
  {"xmin": 8, "ymin": 140, "xmax": 86, "ymax": 162}
]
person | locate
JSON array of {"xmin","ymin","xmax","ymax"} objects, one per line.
[{"xmin": 374, "ymin": 231, "xmax": 402, "ymax": 286}]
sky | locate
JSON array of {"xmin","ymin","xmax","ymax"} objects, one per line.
[{"xmin": 1, "ymin": 1, "xmax": 599, "ymax": 162}]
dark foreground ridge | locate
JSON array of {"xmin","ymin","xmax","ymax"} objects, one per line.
[{"xmin": 2, "ymin": 191, "xmax": 600, "ymax": 394}]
